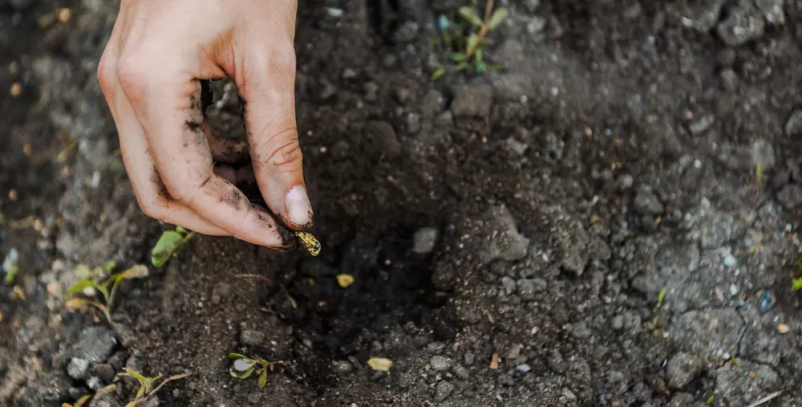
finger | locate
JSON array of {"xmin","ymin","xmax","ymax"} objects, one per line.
[
  {"xmin": 97, "ymin": 32, "xmax": 229, "ymax": 236},
  {"xmin": 117, "ymin": 66, "xmax": 288, "ymax": 248},
  {"xmin": 101, "ymin": 74, "xmax": 230, "ymax": 236},
  {"xmin": 236, "ymin": 44, "xmax": 313, "ymax": 230}
]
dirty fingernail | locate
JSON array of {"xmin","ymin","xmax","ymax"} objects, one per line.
[{"xmin": 286, "ymin": 185, "xmax": 311, "ymax": 226}]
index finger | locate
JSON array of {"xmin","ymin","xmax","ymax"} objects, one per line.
[{"xmin": 117, "ymin": 62, "xmax": 289, "ymax": 248}]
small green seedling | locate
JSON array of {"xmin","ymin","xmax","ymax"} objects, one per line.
[
  {"xmin": 65, "ymin": 262, "xmax": 149, "ymax": 326},
  {"xmin": 647, "ymin": 286, "xmax": 667, "ymax": 335},
  {"xmin": 2, "ymin": 248, "xmax": 19, "ymax": 285},
  {"xmin": 119, "ymin": 368, "xmax": 189, "ymax": 407},
  {"xmin": 431, "ymin": 0, "xmax": 509, "ymax": 79},
  {"xmin": 229, "ymin": 353, "xmax": 288, "ymax": 388},
  {"xmin": 792, "ymin": 262, "xmax": 802, "ymax": 291},
  {"xmin": 151, "ymin": 226, "xmax": 193, "ymax": 268},
  {"xmin": 61, "ymin": 384, "xmax": 116, "ymax": 407}
]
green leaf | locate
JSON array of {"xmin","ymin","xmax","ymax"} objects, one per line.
[
  {"xmin": 793, "ymin": 277, "xmax": 802, "ymax": 290},
  {"xmin": 454, "ymin": 62, "xmax": 468, "ymax": 71},
  {"xmin": 151, "ymin": 231, "xmax": 187, "ymax": 267},
  {"xmin": 706, "ymin": 395, "xmax": 714, "ymax": 404},
  {"xmin": 234, "ymin": 365, "xmax": 256, "ymax": 379},
  {"xmin": 656, "ymin": 286, "xmax": 667, "ymax": 310},
  {"xmin": 74, "ymin": 264, "xmax": 91, "ymax": 279},
  {"xmin": 122, "ymin": 368, "xmax": 152, "ymax": 398},
  {"xmin": 487, "ymin": 7, "xmax": 509, "ymax": 30},
  {"xmin": 451, "ymin": 52, "xmax": 465, "ymax": 63},
  {"xmin": 466, "ymin": 34, "xmax": 479, "ymax": 52},
  {"xmin": 229, "ymin": 353, "xmax": 247, "ymax": 359},
  {"xmin": 473, "ymin": 49, "xmax": 483, "ymax": 63},
  {"xmin": 4, "ymin": 263, "xmax": 18, "ymax": 285},
  {"xmin": 67, "ymin": 280, "xmax": 99, "ymax": 294},
  {"xmin": 458, "ymin": 7, "xmax": 482, "ymax": 26},
  {"xmin": 258, "ymin": 370, "xmax": 267, "ymax": 388},
  {"xmin": 431, "ymin": 68, "xmax": 447, "ymax": 82},
  {"xmin": 102, "ymin": 260, "xmax": 118, "ymax": 273}
]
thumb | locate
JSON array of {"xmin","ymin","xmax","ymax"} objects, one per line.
[{"xmin": 237, "ymin": 46, "xmax": 312, "ymax": 230}]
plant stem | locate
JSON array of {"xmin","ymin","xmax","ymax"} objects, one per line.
[{"xmin": 465, "ymin": 0, "xmax": 495, "ymax": 60}]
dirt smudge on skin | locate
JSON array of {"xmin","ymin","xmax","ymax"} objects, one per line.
[{"xmin": 149, "ymin": 168, "xmax": 172, "ymax": 201}]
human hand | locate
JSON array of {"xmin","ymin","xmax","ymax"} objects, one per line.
[{"xmin": 97, "ymin": 0, "xmax": 311, "ymax": 248}]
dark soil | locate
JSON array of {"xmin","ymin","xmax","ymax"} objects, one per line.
[{"xmin": 3, "ymin": 0, "xmax": 802, "ymax": 406}]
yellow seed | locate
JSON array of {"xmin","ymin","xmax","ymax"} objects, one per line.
[
  {"xmin": 58, "ymin": 8, "xmax": 71, "ymax": 23},
  {"xmin": 337, "ymin": 274, "xmax": 354, "ymax": 288},
  {"xmin": 367, "ymin": 357, "xmax": 393, "ymax": 371},
  {"xmin": 10, "ymin": 82, "xmax": 22, "ymax": 97},
  {"xmin": 778, "ymin": 323, "xmax": 789, "ymax": 334}
]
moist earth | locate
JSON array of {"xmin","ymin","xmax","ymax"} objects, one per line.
[{"xmin": 2, "ymin": 0, "xmax": 802, "ymax": 406}]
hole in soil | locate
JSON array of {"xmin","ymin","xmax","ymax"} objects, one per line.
[
  {"xmin": 278, "ymin": 223, "xmax": 451, "ymax": 358},
  {"xmin": 366, "ymin": 0, "xmax": 401, "ymax": 45}
]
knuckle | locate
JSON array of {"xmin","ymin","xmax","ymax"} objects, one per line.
[
  {"xmin": 249, "ymin": 46, "xmax": 296, "ymax": 79},
  {"xmin": 257, "ymin": 128, "xmax": 303, "ymax": 174},
  {"xmin": 115, "ymin": 54, "xmax": 149, "ymax": 94},
  {"xmin": 96, "ymin": 57, "xmax": 116, "ymax": 95}
]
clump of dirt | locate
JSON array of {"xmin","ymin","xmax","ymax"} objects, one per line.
[{"xmin": 3, "ymin": 0, "xmax": 802, "ymax": 406}]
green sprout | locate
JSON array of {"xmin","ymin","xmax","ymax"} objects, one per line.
[
  {"xmin": 65, "ymin": 262, "xmax": 149, "ymax": 326},
  {"xmin": 2, "ymin": 248, "xmax": 19, "ymax": 285},
  {"xmin": 229, "ymin": 353, "xmax": 288, "ymax": 388},
  {"xmin": 151, "ymin": 226, "xmax": 193, "ymax": 268},
  {"xmin": 119, "ymin": 368, "xmax": 189, "ymax": 407},
  {"xmin": 647, "ymin": 286, "xmax": 667, "ymax": 335},
  {"xmin": 792, "ymin": 262, "xmax": 802, "ymax": 290},
  {"xmin": 431, "ymin": 0, "xmax": 509, "ymax": 80}
]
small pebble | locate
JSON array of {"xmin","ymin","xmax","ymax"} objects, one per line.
[
  {"xmin": 430, "ymin": 355, "xmax": 451, "ymax": 371},
  {"xmin": 759, "ymin": 290, "xmax": 773, "ymax": 311},
  {"xmin": 516, "ymin": 364, "xmax": 531, "ymax": 373},
  {"xmin": 777, "ymin": 324, "xmax": 789, "ymax": 334}
]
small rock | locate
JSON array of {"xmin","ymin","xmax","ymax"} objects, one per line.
[
  {"xmin": 430, "ymin": 356, "xmax": 451, "ymax": 371},
  {"xmin": 721, "ymin": 69, "xmax": 740, "ymax": 91},
  {"xmin": 618, "ymin": 174, "xmax": 634, "ymax": 190},
  {"xmin": 666, "ymin": 352, "xmax": 704, "ymax": 389},
  {"xmin": 778, "ymin": 184, "xmax": 802, "ymax": 209},
  {"xmin": 777, "ymin": 323, "xmax": 789, "ymax": 334},
  {"xmin": 434, "ymin": 380, "xmax": 455, "ymax": 402},
  {"xmin": 722, "ymin": 253, "xmax": 737, "ymax": 267},
  {"xmin": 667, "ymin": 393, "xmax": 696, "ymax": 407},
  {"xmin": 477, "ymin": 205, "xmax": 530, "ymax": 264},
  {"xmin": 608, "ymin": 370, "xmax": 625, "ymax": 384},
  {"xmin": 547, "ymin": 350, "xmax": 568, "ymax": 374},
  {"xmin": 523, "ymin": 0, "xmax": 540, "ymax": 12},
  {"xmin": 759, "ymin": 290, "xmax": 773, "ymax": 312},
  {"xmin": 756, "ymin": 0, "xmax": 785, "ymax": 25},
  {"xmin": 364, "ymin": 121, "xmax": 401, "ymax": 158},
  {"xmin": 342, "ymin": 68, "xmax": 359, "ymax": 79},
  {"xmin": 634, "ymin": 189, "xmax": 665, "ymax": 215},
  {"xmin": 516, "ymin": 364, "xmax": 531, "ymax": 373},
  {"xmin": 751, "ymin": 139, "xmax": 775, "ymax": 169},
  {"xmin": 75, "ymin": 327, "xmax": 116, "ymax": 363},
  {"xmin": 413, "ymin": 228, "xmax": 438, "ymax": 254},
  {"xmin": 332, "ymin": 360, "xmax": 353, "ymax": 374},
  {"xmin": 505, "ymin": 138, "xmax": 528, "ymax": 155},
  {"xmin": 69, "ymin": 386, "xmax": 90, "ymax": 400},
  {"xmin": 393, "ymin": 21, "xmax": 419, "ymax": 43},
  {"xmin": 86, "ymin": 377, "xmax": 104, "ymax": 391},
  {"xmin": 240, "ymin": 329, "xmax": 266, "ymax": 346},
  {"xmin": 526, "ymin": 16, "xmax": 547, "ymax": 40},
  {"xmin": 516, "ymin": 278, "xmax": 546, "ymax": 301},
  {"xmin": 571, "ymin": 321, "xmax": 592, "ymax": 339},
  {"xmin": 452, "ymin": 365, "xmax": 470, "ymax": 380},
  {"xmin": 785, "ymin": 110, "xmax": 802, "ymax": 136},
  {"xmin": 247, "ymin": 392, "xmax": 262, "ymax": 404},
  {"xmin": 93, "ymin": 363, "xmax": 116, "ymax": 382},
  {"xmin": 450, "ymin": 84, "xmax": 494, "ymax": 117},
  {"xmin": 501, "ymin": 277, "xmax": 517, "ymax": 296},
  {"xmin": 68, "ymin": 358, "xmax": 90, "ymax": 380},
  {"xmin": 464, "ymin": 351, "xmax": 475, "ymax": 366},
  {"xmin": 682, "ymin": 0, "xmax": 725, "ymax": 32},
  {"xmin": 612, "ymin": 315, "xmax": 625, "ymax": 330},
  {"xmin": 716, "ymin": 5, "xmax": 765, "ymax": 47},
  {"xmin": 689, "ymin": 115, "xmax": 715, "ymax": 135},
  {"xmin": 89, "ymin": 393, "xmax": 123, "ymax": 407}
]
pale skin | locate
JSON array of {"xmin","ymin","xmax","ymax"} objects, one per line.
[{"xmin": 97, "ymin": 0, "xmax": 311, "ymax": 249}]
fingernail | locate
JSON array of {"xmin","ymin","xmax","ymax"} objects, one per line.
[{"xmin": 285, "ymin": 185, "xmax": 311, "ymax": 226}]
